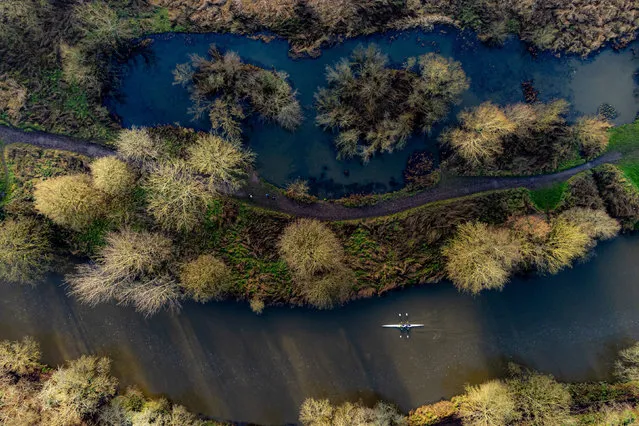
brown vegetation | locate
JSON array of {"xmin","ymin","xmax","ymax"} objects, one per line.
[
  {"xmin": 442, "ymin": 222, "xmax": 522, "ymax": 294},
  {"xmin": 457, "ymin": 380, "xmax": 518, "ymax": 426},
  {"xmin": 443, "ymin": 100, "xmax": 584, "ymax": 175},
  {"xmin": 186, "ymin": 133, "xmax": 255, "ymax": 191},
  {"xmin": 143, "ymin": 160, "xmax": 214, "ymax": 233},
  {"xmin": 180, "ymin": 254, "xmax": 232, "ymax": 302},
  {"xmin": 67, "ymin": 229, "xmax": 181, "ymax": 316},
  {"xmin": 316, "ymin": 45, "xmax": 468, "ymax": 162},
  {"xmin": 90, "ymin": 157, "xmax": 136, "ymax": 197},
  {"xmin": 151, "ymin": 0, "xmax": 639, "ymax": 57},
  {"xmin": 299, "ymin": 398, "xmax": 405, "ymax": 425},
  {"xmin": 175, "ymin": 45, "xmax": 301, "ymax": 132},
  {"xmin": 0, "ymin": 337, "xmax": 210, "ymax": 425}
]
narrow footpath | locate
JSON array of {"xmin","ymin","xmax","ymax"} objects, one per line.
[{"xmin": 0, "ymin": 125, "xmax": 623, "ymax": 220}]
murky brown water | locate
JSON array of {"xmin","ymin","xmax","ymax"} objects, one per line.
[{"xmin": 1, "ymin": 236, "xmax": 639, "ymax": 424}]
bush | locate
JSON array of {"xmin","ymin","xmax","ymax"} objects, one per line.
[
  {"xmin": 408, "ymin": 400, "xmax": 456, "ymax": 425},
  {"xmin": 186, "ymin": 134, "xmax": 255, "ymax": 191},
  {"xmin": 442, "ymin": 222, "xmax": 522, "ymax": 294},
  {"xmin": 250, "ymin": 297, "xmax": 265, "ymax": 314},
  {"xmin": 90, "ymin": 157, "xmax": 136, "ymax": 197},
  {"xmin": 615, "ymin": 342, "xmax": 639, "ymax": 382},
  {"xmin": 564, "ymin": 171, "xmax": 605, "ymax": 210},
  {"xmin": 68, "ymin": 229, "xmax": 180, "ymax": 316},
  {"xmin": 279, "ymin": 219, "xmax": 344, "ymax": 278},
  {"xmin": 300, "ymin": 266, "xmax": 355, "ymax": 309},
  {"xmin": 443, "ymin": 102, "xmax": 515, "ymax": 167},
  {"xmin": 593, "ymin": 164, "xmax": 639, "ymax": 228},
  {"xmin": 179, "ymin": 254, "xmax": 233, "ymax": 302},
  {"xmin": 559, "ymin": 208, "xmax": 620, "ymax": 240},
  {"xmin": 535, "ymin": 219, "xmax": 590, "ymax": 274},
  {"xmin": 285, "ymin": 179, "xmax": 317, "ymax": 204},
  {"xmin": 507, "ymin": 368, "xmax": 572, "ymax": 425},
  {"xmin": 316, "ymin": 44, "xmax": 468, "ymax": 162},
  {"xmin": 0, "ymin": 78, "xmax": 27, "ymax": 124},
  {"xmin": 0, "ymin": 337, "xmax": 41, "ymax": 376},
  {"xmin": 457, "ymin": 380, "xmax": 518, "ymax": 426},
  {"xmin": 299, "ymin": 398, "xmax": 334, "ymax": 425},
  {"xmin": 39, "ymin": 355, "xmax": 117, "ymax": 425},
  {"xmin": 143, "ymin": 160, "xmax": 214, "ymax": 233},
  {"xmin": 34, "ymin": 174, "xmax": 107, "ymax": 231},
  {"xmin": 0, "ymin": 373, "xmax": 42, "ymax": 425},
  {"xmin": 0, "ymin": 217, "xmax": 52, "ymax": 285},
  {"xmin": 115, "ymin": 128, "xmax": 160, "ymax": 164},
  {"xmin": 575, "ymin": 117, "xmax": 611, "ymax": 159}
]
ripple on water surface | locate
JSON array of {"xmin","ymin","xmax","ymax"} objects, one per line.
[{"xmin": 107, "ymin": 28, "xmax": 639, "ymax": 196}]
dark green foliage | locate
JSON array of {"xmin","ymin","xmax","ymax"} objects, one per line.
[
  {"xmin": 593, "ymin": 164, "xmax": 639, "ymax": 228},
  {"xmin": 563, "ymin": 171, "xmax": 605, "ymax": 210},
  {"xmin": 316, "ymin": 44, "xmax": 468, "ymax": 162},
  {"xmin": 530, "ymin": 182, "xmax": 567, "ymax": 212},
  {"xmin": 175, "ymin": 45, "xmax": 302, "ymax": 133}
]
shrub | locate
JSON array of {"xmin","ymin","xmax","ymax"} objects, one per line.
[
  {"xmin": 301, "ymin": 266, "xmax": 355, "ymax": 309},
  {"xmin": 0, "ymin": 218, "xmax": 52, "ymax": 285},
  {"xmin": 39, "ymin": 355, "xmax": 118, "ymax": 425},
  {"xmin": 0, "ymin": 374, "xmax": 42, "ymax": 425},
  {"xmin": 59, "ymin": 43, "xmax": 97, "ymax": 89},
  {"xmin": 535, "ymin": 219, "xmax": 590, "ymax": 274},
  {"xmin": 408, "ymin": 400, "xmax": 456, "ymax": 425},
  {"xmin": 250, "ymin": 297, "xmax": 265, "ymax": 314},
  {"xmin": 559, "ymin": 208, "xmax": 620, "ymax": 240},
  {"xmin": 115, "ymin": 128, "xmax": 160, "ymax": 164},
  {"xmin": 564, "ymin": 171, "xmax": 605, "ymax": 210},
  {"xmin": 0, "ymin": 78, "xmax": 27, "ymax": 124},
  {"xmin": 0, "ymin": 337, "xmax": 41, "ymax": 376},
  {"xmin": 575, "ymin": 117, "xmax": 611, "ymax": 159},
  {"xmin": 278, "ymin": 219, "xmax": 344, "ymax": 278},
  {"xmin": 507, "ymin": 368, "xmax": 572, "ymax": 425},
  {"xmin": 443, "ymin": 102, "xmax": 515, "ymax": 167},
  {"xmin": 179, "ymin": 254, "xmax": 232, "ymax": 302},
  {"xmin": 143, "ymin": 160, "xmax": 214, "ymax": 233},
  {"xmin": 457, "ymin": 380, "xmax": 518, "ymax": 426},
  {"xmin": 90, "ymin": 157, "xmax": 136, "ymax": 197},
  {"xmin": 186, "ymin": 134, "xmax": 255, "ymax": 191},
  {"xmin": 68, "ymin": 229, "xmax": 180, "ymax": 316},
  {"xmin": 34, "ymin": 174, "xmax": 107, "ymax": 231},
  {"xmin": 593, "ymin": 164, "xmax": 639, "ymax": 228},
  {"xmin": 316, "ymin": 44, "xmax": 468, "ymax": 162},
  {"xmin": 285, "ymin": 179, "xmax": 317, "ymax": 203},
  {"xmin": 442, "ymin": 222, "xmax": 522, "ymax": 294},
  {"xmin": 299, "ymin": 398, "xmax": 334, "ymax": 425},
  {"xmin": 615, "ymin": 342, "xmax": 639, "ymax": 382}
]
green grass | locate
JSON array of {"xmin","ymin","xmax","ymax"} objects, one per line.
[
  {"xmin": 530, "ymin": 182, "xmax": 568, "ymax": 211},
  {"xmin": 619, "ymin": 161, "xmax": 639, "ymax": 190},
  {"xmin": 608, "ymin": 120, "xmax": 639, "ymax": 154}
]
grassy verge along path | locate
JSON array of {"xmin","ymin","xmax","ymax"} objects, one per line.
[{"xmin": 0, "ymin": 124, "xmax": 623, "ymax": 220}]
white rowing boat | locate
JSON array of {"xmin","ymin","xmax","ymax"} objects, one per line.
[{"xmin": 382, "ymin": 323, "xmax": 424, "ymax": 328}]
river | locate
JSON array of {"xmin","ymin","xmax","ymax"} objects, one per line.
[
  {"xmin": 2, "ymin": 235, "xmax": 639, "ymax": 424},
  {"xmin": 107, "ymin": 28, "xmax": 639, "ymax": 197}
]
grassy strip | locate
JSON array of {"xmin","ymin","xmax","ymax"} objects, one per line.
[
  {"xmin": 608, "ymin": 119, "xmax": 639, "ymax": 154},
  {"xmin": 529, "ymin": 182, "xmax": 567, "ymax": 212}
]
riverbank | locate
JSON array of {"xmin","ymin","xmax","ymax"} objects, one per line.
[{"xmin": 2, "ymin": 235, "xmax": 639, "ymax": 423}]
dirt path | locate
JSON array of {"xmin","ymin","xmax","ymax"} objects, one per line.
[{"xmin": 0, "ymin": 125, "xmax": 623, "ymax": 220}]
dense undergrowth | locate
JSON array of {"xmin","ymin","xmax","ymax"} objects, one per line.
[
  {"xmin": 0, "ymin": 336, "xmax": 225, "ymax": 425},
  {"xmin": 149, "ymin": 0, "xmax": 639, "ymax": 57}
]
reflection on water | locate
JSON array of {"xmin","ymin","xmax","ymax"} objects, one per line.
[
  {"xmin": 1, "ymin": 235, "xmax": 639, "ymax": 423},
  {"xmin": 107, "ymin": 28, "xmax": 639, "ymax": 196}
]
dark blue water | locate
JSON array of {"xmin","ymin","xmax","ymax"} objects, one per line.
[{"xmin": 107, "ymin": 29, "xmax": 639, "ymax": 196}]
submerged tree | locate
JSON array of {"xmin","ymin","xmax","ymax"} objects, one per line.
[
  {"xmin": 0, "ymin": 218, "xmax": 52, "ymax": 285},
  {"xmin": 315, "ymin": 44, "xmax": 468, "ymax": 162},
  {"xmin": 174, "ymin": 45, "xmax": 302, "ymax": 134}
]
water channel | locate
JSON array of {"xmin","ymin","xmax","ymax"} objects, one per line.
[
  {"xmin": 2, "ymin": 235, "xmax": 639, "ymax": 424},
  {"xmin": 107, "ymin": 28, "xmax": 639, "ymax": 197}
]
